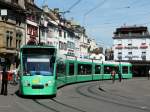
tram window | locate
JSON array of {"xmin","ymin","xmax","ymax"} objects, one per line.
[
  {"xmin": 104, "ymin": 66, "xmax": 112, "ymax": 74},
  {"xmin": 78, "ymin": 64, "xmax": 92, "ymax": 75},
  {"xmin": 95, "ymin": 65, "xmax": 101, "ymax": 74},
  {"xmin": 56, "ymin": 63, "xmax": 66, "ymax": 77},
  {"xmin": 122, "ymin": 66, "xmax": 128, "ymax": 74},
  {"xmin": 69, "ymin": 63, "xmax": 74, "ymax": 75},
  {"xmin": 104, "ymin": 65, "xmax": 119, "ymax": 74},
  {"xmin": 78, "ymin": 64, "xmax": 83, "ymax": 75},
  {"xmin": 86, "ymin": 64, "xmax": 92, "ymax": 74},
  {"xmin": 115, "ymin": 66, "xmax": 119, "ymax": 73}
]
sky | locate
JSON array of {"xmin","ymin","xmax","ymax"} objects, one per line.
[{"xmin": 35, "ymin": 0, "xmax": 150, "ymax": 48}]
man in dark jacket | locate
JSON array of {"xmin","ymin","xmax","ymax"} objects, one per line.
[
  {"xmin": 118, "ymin": 70, "xmax": 122, "ymax": 82},
  {"xmin": 1, "ymin": 66, "xmax": 8, "ymax": 95}
]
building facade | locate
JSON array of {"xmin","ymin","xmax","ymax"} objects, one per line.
[
  {"xmin": 25, "ymin": 0, "xmax": 42, "ymax": 45},
  {"xmin": 0, "ymin": 0, "xmax": 26, "ymax": 70},
  {"xmin": 0, "ymin": 1, "xmax": 102, "ymax": 71},
  {"xmin": 113, "ymin": 26, "xmax": 150, "ymax": 76}
]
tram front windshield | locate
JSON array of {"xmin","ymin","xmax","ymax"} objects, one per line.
[{"xmin": 22, "ymin": 48, "xmax": 56, "ymax": 76}]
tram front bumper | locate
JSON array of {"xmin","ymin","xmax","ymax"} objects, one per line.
[{"xmin": 21, "ymin": 83, "xmax": 57, "ymax": 95}]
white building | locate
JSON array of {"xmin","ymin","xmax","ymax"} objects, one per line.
[
  {"xmin": 113, "ymin": 26, "xmax": 150, "ymax": 77},
  {"xmin": 41, "ymin": 6, "xmax": 95, "ymax": 59}
]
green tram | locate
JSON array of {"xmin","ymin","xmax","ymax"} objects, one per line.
[
  {"xmin": 19, "ymin": 45, "xmax": 57, "ymax": 96},
  {"xmin": 19, "ymin": 45, "xmax": 132, "ymax": 96},
  {"xmin": 56, "ymin": 56, "xmax": 132, "ymax": 87}
]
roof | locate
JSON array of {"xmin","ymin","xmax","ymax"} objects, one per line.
[{"xmin": 114, "ymin": 26, "xmax": 148, "ymax": 34}]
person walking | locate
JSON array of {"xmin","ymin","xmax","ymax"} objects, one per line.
[
  {"xmin": 1, "ymin": 66, "xmax": 8, "ymax": 95},
  {"xmin": 148, "ymin": 69, "xmax": 150, "ymax": 80},
  {"xmin": 12, "ymin": 68, "xmax": 18, "ymax": 85},
  {"xmin": 118, "ymin": 70, "xmax": 122, "ymax": 82},
  {"xmin": 111, "ymin": 69, "xmax": 116, "ymax": 83}
]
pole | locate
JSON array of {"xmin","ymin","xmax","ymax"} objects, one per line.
[{"xmin": 99, "ymin": 61, "xmax": 104, "ymax": 91}]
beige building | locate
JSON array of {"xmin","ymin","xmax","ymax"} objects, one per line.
[{"xmin": 0, "ymin": 0, "xmax": 26, "ymax": 70}]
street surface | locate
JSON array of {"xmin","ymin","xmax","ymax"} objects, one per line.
[{"xmin": 0, "ymin": 78, "xmax": 150, "ymax": 112}]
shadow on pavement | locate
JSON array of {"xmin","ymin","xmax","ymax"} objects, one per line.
[{"xmin": 14, "ymin": 90, "xmax": 56, "ymax": 99}]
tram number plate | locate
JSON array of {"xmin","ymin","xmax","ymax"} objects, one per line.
[{"xmin": 32, "ymin": 78, "xmax": 40, "ymax": 84}]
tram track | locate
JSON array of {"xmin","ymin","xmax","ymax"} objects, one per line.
[
  {"xmin": 33, "ymin": 99, "xmax": 60, "ymax": 112},
  {"xmin": 32, "ymin": 97, "xmax": 87, "ymax": 112},
  {"xmin": 75, "ymin": 82, "xmax": 150, "ymax": 112},
  {"xmin": 50, "ymin": 99, "xmax": 87, "ymax": 112},
  {"xmin": 87, "ymin": 84, "xmax": 150, "ymax": 111},
  {"xmin": 10, "ymin": 80, "xmax": 150, "ymax": 112}
]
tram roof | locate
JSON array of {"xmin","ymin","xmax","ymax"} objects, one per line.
[
  {"xmin": 58, "ymin": 55, "xmax": 131, "ymax": 65},
  {"xmin": 21, "ymin": 45, "xmax": 56, "ymax": 49},
  {"xmin": 103, "ymin": 61, "xmax": 131, "ymax": 65}
]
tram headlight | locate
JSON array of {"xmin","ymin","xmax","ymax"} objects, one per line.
[
  {"xmin": 46, "ymin": 80, "xmax": 54, "ymax": 86},
  {"xmin": 45, "ymin": 80, "xmax": 55, "ymax": 87},
  {"xmin": 24, "ymin": 80, "xmax": 30, "ymax": 87},
  {"xmin": 47, "ymin": 80, "xmax": 52, "ymax": 84}
]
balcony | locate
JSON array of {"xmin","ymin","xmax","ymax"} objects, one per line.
[
  {"xmin": 114, "ymin": 33, "xmax": 150, "ymax": 37},
  {"xmin": 140, "ymin": 43, "xmax": 148, "ymax": 49},
  {"xmin": 115, "ymin": 45, "xmax": 123, "ymax": 49},
  {"xmin": 113, "ymin": 33, "xmax": 150, "ymax": 39}
]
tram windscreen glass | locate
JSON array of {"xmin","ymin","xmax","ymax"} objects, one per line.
[{"xmin": 22, "ymin": 48, "xmax": 56, "ymax": 76}]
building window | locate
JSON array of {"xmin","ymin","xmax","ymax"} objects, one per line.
[
  {"xmin": 27, "ymin": 25, "xmax": 38, "ymax": 36},
  {"xmin": 128, "ymin": 52, "xmax": 132, "ymax": 60},
  {"xmin": 59, "ymin": 41, "xmax": 67, "ymax": 50},
  {"xmin": 140, "ymin": 42, "xmax": 148, "ymax": 49},
  {"xmin": 6, "ymin": 37, "xmax": 9, "ymax": 47},
  {"xmin": 6, "ymin": 31, "xmax": 13, "ymax": 48},
  {"xmin": 141, "ymin": 52, "xmax": 146, "ymax": 60},
  {"xmin": 26, "ymin": 15, "xmax": 37, "ymax": 22},
  {"xmin": 64, "ymin": 32, "xmax": 67, "ymax": 38},
  {"xmin": 59, "ymin": 30, "xmax": 62, "ymax": 37},
  {"xmin": 67, "ymin": 41, "xmax": 75, "ymax": 49},
  {"xmin": 128, "ymin": 43, "xmax": 132, "ymax": 47},
  {"xmin": 16, "ymin": 33, "xmax": 22, "ymax": 49},
  {"xmin": 128, "ymin": 52, "xmax": 132, "ymax": 55},
  {"xmin": 41, "ymin": 30, "xmax": 45, "ymax": 38},
  {"xmin": 118, "ymin": 52, "xmax": 122, "ymax": 60}
]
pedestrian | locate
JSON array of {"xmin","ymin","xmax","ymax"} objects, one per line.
[
  {"xmin": 118, "ymin": 70, "xmax": 122, "ymax": 82},
  {"xmin": 111, "ymin": 69, "xmax": 116, "ymax": 83},
  {"xmin": 1, "ymin": 66, "xmax": 8, "ymax": 96},
  {"xmin": 148, "ymin": 69, "xmax": 150, "ymax": 80},
  {"xmin": 12, "ymin": 69, "xmax": 18, "ymax": 85}
]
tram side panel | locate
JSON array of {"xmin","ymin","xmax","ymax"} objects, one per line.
[
  {"xmin": 92, "ymin": 63, "xmax": 104, "ymax": 80},
  {"xmin": 56, "ymin": 61, "xmax": 67, "ymax": 88},
  {"xmin": 66, "ymin": 60, "xmax": 77, "ymax": 84},
  {"xmin": 121, "ymin": 64, "xmax": 132, "ymax": 79}
]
